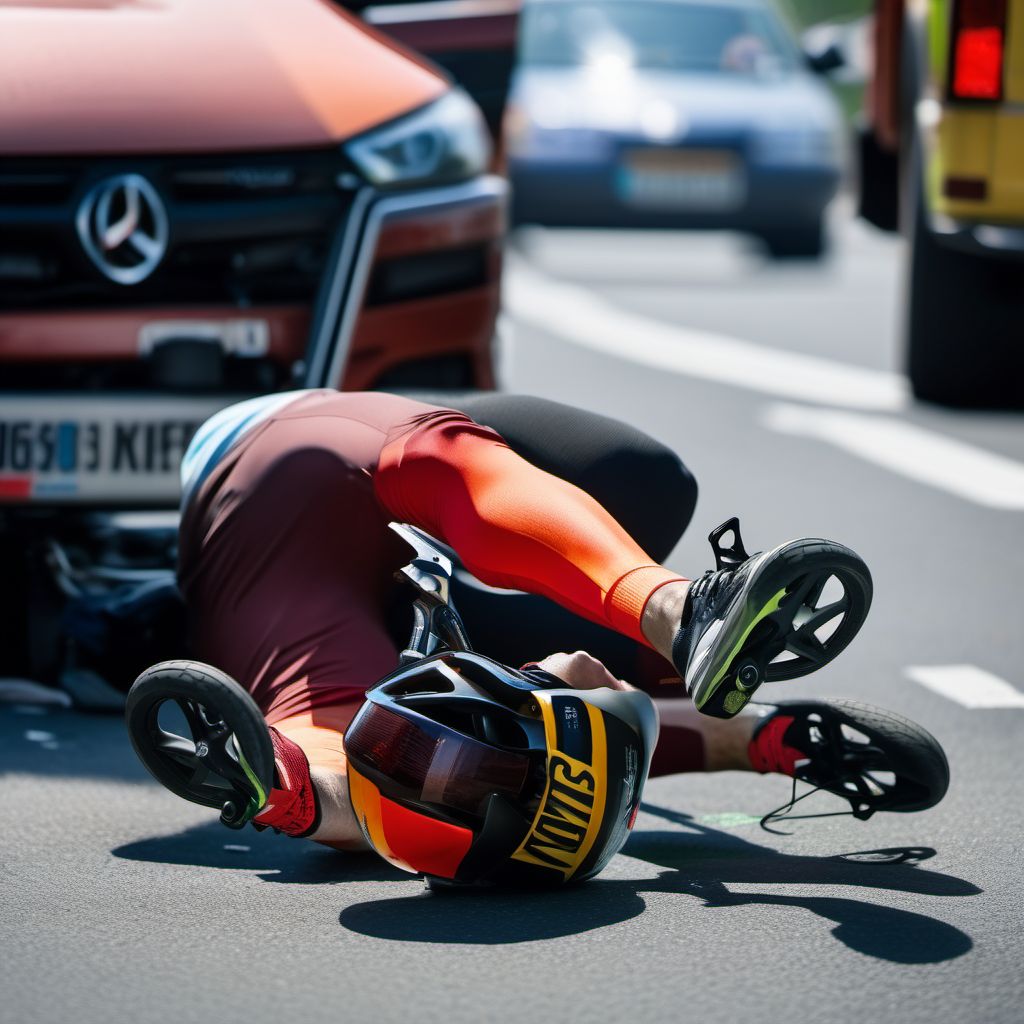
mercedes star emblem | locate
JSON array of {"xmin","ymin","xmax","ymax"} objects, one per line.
[{"xmin": 76, "ymin": 173, "xmax": 169, "ymax": 285}]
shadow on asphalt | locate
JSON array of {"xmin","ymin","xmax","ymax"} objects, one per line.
[
  {"xmin": 112, "ymin": 820, "xmax": 407, "ymax": 885},
  {"xmin": 336, "ymin": 804, "xmax": 979, "ymax": 963},
  {"xmin": 624, "ymin": 803, "xmax": 978, "ymax": 964},
  {"xmin": 20, "ymin": 709, "xmax": 978, "ymax": 964}
]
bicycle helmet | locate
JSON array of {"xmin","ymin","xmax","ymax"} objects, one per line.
[{"xmin": 344, "ymin": 650, "xmax": 658, "ymax": 886}]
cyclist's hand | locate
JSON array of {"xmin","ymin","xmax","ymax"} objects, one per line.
[{"xmin": 535, "ymin": 651, "xmax": 634, "ymax": 692}]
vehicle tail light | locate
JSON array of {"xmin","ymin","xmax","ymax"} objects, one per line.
[{"xmin": 949, "ymin": 0, "xmax": 1007, "ymax": 101}]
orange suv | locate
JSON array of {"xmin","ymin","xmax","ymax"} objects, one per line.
[
  {"xmin": 0, "ymin": 0, "xmax": 515, "ymax": 503},
  {"xmin": 0, "ymin": 0, "xmax": 517, "ymax": 692}
]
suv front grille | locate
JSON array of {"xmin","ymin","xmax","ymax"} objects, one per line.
[{"xmin": 0, "ymin": 151, "xmax": 354, "ymax": 310}]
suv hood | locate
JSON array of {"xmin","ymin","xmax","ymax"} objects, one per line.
[{"xmin": 0, "ymin": 0, "xmax": 447, "ymax": 155}]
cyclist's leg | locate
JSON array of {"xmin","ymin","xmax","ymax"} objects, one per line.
[
  {"xmin": 442, "ymin": 394, "xmax": 698, "ymax": 562},
  {"xmin": 436, "ymin": 392, "xmax": 697, "ymax": 681},
  {"xmin": 449, "ymin": 572, "xmax": 682, "ymax": 693},
  {"xmin": 375, "ymin": 407, "xmax": 690, "ymax": 647},
  {"xmin": 421, "ymin": 397, "xmax": 723, "ymax": 774}
]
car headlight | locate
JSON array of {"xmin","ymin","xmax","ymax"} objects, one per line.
[{"xmin": 346, "ymin": 89, "xmax": 491, "ymax": 189}]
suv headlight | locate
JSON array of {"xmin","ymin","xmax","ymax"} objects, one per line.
[{"xmin": 346, "ymin": 89, "xmax": 491, "ymax": 189}]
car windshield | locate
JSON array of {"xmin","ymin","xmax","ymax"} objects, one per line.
[{"xmin": 520, "ymin": 0, "xmax": 800, "ymax": 76}]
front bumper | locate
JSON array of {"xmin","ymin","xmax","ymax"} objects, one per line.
[{"xmin": 0, "ymin": 175, "xmax": 507, "ymax": 394}]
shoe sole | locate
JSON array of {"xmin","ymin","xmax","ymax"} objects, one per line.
[{"xmin": 687, "ymin": 539, "xmax": 872, "ymax": 719}]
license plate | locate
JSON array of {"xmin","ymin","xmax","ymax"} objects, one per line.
[
  {"xmin": 0, "ymin": 396, "xmax": 236, "ymax": 504},
  {"xmin": 617, "ymin": 149, "xmax": 746, "ymax": 211}
]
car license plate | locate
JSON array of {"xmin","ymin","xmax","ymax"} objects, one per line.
[
  {"xmin": 0, "ymin": 396, "xmax": 235, "ymax": 504},
  {"xmin": 617, "ymin": 149, "xmax": 746, "ymax": 211}
]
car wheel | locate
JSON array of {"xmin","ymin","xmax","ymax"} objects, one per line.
[
  {"xmin": 761, "ymin": 220, "xmax": 826, "ymax": 260},
  {"xmin": 906, "ymin": 177, "xmax": 1024, "ymax": 408}
]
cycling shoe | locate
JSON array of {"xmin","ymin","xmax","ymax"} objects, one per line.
[
  {"xmin": 672, "ymin": 518, "xmax": 872, "ymax": 718},
  {"xmin": 125, "ymin": 660, "xmax": 274, "ymax": 829},
  {"xmin": 749, "ymin": 698, "xmax": 950, "ymax": 823}
]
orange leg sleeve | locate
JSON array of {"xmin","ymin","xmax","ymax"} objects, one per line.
[{"xmin": 375, "ymin": 412, "xmax": 686, "ymax": 646}]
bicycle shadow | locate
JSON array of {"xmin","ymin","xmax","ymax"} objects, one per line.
[{"xmin": 337, "ymin": 804, "xmax": 979, "ymax": 963}]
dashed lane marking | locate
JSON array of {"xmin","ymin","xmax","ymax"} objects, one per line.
[
  {"xmin": 905, "ymin": 665, "xmax": 1024, "ymax": 708},
  {"xmin": 763, "ymin": 403, "xmax": 1024, "ymax": 510}
]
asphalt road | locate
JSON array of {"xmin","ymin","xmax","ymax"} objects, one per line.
[{"xmin": 3, "ymin": 209, "xmax": 1023, "ymax": 1024}]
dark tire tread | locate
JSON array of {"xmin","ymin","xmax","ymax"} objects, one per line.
[{"xmin": 125, "ymin": 660, "xmax": 274, "ymax": 810}]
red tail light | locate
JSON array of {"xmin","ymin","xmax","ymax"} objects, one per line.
[{"xmin": 950, "ymin": 0, "xmax": 1007, "ymax": 101}]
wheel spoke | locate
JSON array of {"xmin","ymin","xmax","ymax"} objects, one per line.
[
  {"xmin": 154, "ymin": 732, "xmax": 198, "ymax": 768},
  {"xmin": 189, "ymin": 762, "xmax": 213, "ymax": 789},
  {"xmin": 800, "ymin": 572, "xmax": 831, "ymax": 611},
  {"xmin": 785, "ymin": 627, "xmax": 828, "ymax": 663},
  {"xmin": 177, "ymin": 698, "xmax": 205, "ymax": 741},
  {"xmin": 776, "ymin": 572, "xmax": 833, "ymax": 633},
  {"xmin": 801, "ymin": 597, "xmax": 850, "ymax": 635},
  {"xmin": 842, "ymin": 746, "xmax": 891, "ymax": 771},
  {"xmin": 787, "ymin": 571, "xmax": 828, "ymax": 612}
]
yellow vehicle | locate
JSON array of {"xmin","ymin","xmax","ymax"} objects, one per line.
[{"xmin": 858, "ymin": 0, "xmax": 1024, "ymax": 406}]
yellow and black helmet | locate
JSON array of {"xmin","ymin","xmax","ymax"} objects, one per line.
[{"xmin": 344, "ymin": 650, "xmax": 658, "ymax": 886}]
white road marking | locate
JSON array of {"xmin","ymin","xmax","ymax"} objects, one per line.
[
  {"xmin": 763, "ymin": 403, "xmax": 1024, "ymax": 510},
  {"xmin": 505, "ymin": 259, "xmax": 909, "ymax": 412},
  {"xmin": 905, "ymin": 665, "xmax": 1024, "ymax": 708},
  {"xmin": 24, "ymin": 729, "xmax": 56, "ymax": 742}
]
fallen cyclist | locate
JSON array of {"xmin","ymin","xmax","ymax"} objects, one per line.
[{"xmin": 127, "ymin": 390, "xmax": 948, "ymax": 885}]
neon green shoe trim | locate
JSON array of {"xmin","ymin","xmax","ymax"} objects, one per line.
[
  {"xmin": 695, "ymin": 587, "xmax": 788, "ymax": 709},
  {"xmin": 235, "ymin": 740, "xmax": 268, "ymax": 821},
  {"xmin": 723, "ymin": 689, "xmax": 750, "ymax": 715}
]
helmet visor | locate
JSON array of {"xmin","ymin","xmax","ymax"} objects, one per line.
[{"xmin": 345, "ymin": 702, "xmax": 534, "ymax": 818}]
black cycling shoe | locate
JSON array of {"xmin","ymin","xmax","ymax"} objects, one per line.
[
  {"xmin": 749, "ymin": 699, "xmax": 950, "ymax": 828},
  {"xmin": 672, "ymin": 518, "xmax": 873, "ymax": 718},
  {"xmin": 125, "ymin": 660, "xmax": 274, "ymax": 829}
]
